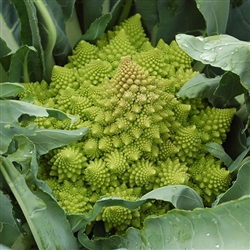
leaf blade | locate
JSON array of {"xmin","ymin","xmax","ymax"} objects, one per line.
[{"xmin": 176, "ymin": 34, "xmax": 250, "ymax": 90}]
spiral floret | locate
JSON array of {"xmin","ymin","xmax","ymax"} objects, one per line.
[{"xmin": 49, "ymin": 145, "xmax": 86, "ymax": 182}]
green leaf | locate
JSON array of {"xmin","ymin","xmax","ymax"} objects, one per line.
[
  {"xmin": 195, "ymin": 0, "xmax": 230, "ymax": 35},
  {"xmin": 8, "ymin": 45, "xmax": 42, "ymax": 83},
  {"xmin": 134, "ymin": 0, "xmax": 159, "ymax": 39},
  {"xmin": 0, "ymin": 0, "xmax": 21, "ymax": 53},
  {"xmin": 214, "ymin": 71, "xmax": 244, "ymax": 107},
  {"xmin": 206, "ymin": 142, "xmax": 233, "ymax": 167},
  {"xmin": 56, "ymin": 0, "xmax": 76, "ymax": 21},
  {"xmin": 0, "ymin": 191, "xmax": 20, "ymax": 247},
  {"xmin": 226, "ymin": 0, "xmax": 250, "ymax": 41},
  {"xmin": 177, "ymin": 73, "xmax": 220, "ymax": 99},
  {"xmin": 228, "ymin": 147, "xmax": 250, "ymax": 173},
  {"xmin": 28, "ymin": 127, "xmax": 88, "ymax": 156},
  {"xmin": 79, "ymin": 196, "xmax": 250, "ymax": 250},
  {"xmin": 0, "ymin": 99, "xmax": 88, "ymax": 154},
  {"xmin": 0, "ymin": 83, "xmax": 25, "ymax": 99},
  {"xmin": 0, "ymin": 137, "xmax": 79, "ymax": 250},
  {"xmin": 0, "ymin": 38, "xmax": 12, "ymax": 58},
  {"xmin": 32, "ymin": 0, "xmax": 72, "ymax": 79},
  {"xmin": 135, "ymin": 0, "xmax": 205, "ymax": 45},
  {"xmin": 176, "ymin": 34, "xmax": 250, "ymax": 90},
  {"xmin": 217, "ymin": 162, "xmax": 250, "ymax": 204},
  {"xmin": 9, "ymin": 0, "xmax": 45, "ymax": 81},
  {"xmin": 68, "ymin": 185, "xmax": 203, "ymax": 233},
  {"xmin": 223, "ymin": 113, "xmax": 248, "ymax": 159},
  {"xmin": 81, "ymin": 14, "xmax": 112, "ymax": 42},
  {"xmin": 82, "ymin": 0, "xmax": 105, "ymax": 32}
]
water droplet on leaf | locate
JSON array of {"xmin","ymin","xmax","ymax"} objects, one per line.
[
  {"xmin": 200, "ymin": 52, "xmax": 217, "ymax": 62},
  {"xmin": 197, "ymin": 36, "xmax": 204, "ymax": 41},
  {"xmin": 212, "ymin": 218, "xmax": 217, "ymax": 224}
]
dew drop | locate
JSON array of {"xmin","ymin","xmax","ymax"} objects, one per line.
[
  {"xmin": 79, "ymin": 132, "xmax": 83, "ymax": 135},
  {"xmin": 212, "ymin": 218, "xmax": 217, "ymax": 224},
  {"xmin": 29, "ymin": 150, "xmax": 33, "ymax": 154},
  {"xmin": 200, "ymin": 52, "xmax": 217, "ymax": 62},
  {"xmin": 179, "ymin": 41, "xmax": 189, "ymax": 48},
  {"xmin": 175, "ymin": 217, "xmax": 181, "ymax": 222},
  {"xmin": 176, "ymin": 35, "xmax": 181, "ymax": 41},
  {"xmin": 218, "ymin": 47, "xmax": 223, "ymax": 51},
  {"xmin": 206, "ymin": 233, "xmax": 210, "ymax": 237},
  {"xmin": 197, "ymin": 36, "xmax": 204, "ymax": 41},
  {"xmin": 197, "ymin": 214, "xmax": 202, "ymax": 219},
  {"xmin": 203, "ymin": 43, "xmax": 215, "ymax": 50},
  {"xmin": 234, "ymin": 203, "xmax": 240, "ymax": 208},
  {"xmin": 215, "ymin": 244, "xmax": 220, "ymax": 248},
  {"xmin": 234, "ymin": 48, "xmax": 239, "ymax": 52}
]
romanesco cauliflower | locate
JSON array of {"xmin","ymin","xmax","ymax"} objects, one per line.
[{"xmin": 20, "ymin": 13, "xmax": 235, "ymax": 234}]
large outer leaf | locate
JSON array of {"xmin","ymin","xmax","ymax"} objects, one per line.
[
  {"xmin": 33, "ymin": 0, "xmax": 72, "ymax": 77},
  {"xmin": 68, "ymin": 185, "xmax": 203, "ymax": 233},
  {"xmin": 82, "ymin": 0, "xmax": 105, "ymax": 32},
  {"xmin": 226, "ymin": 0, "xmax": 250, "ymax": 41},
  {"xmin": 177, "ymin": 73, "xmax": 220, "ymax": 99},
  {"xmin": 217, "ymin": 161, "xmax": 250, "ymax": 204},
  {"xmin": 0, "ymin": 191, "xmax": 20, "ymax": 246},
  {"xmin": 79, "ymin": 196, "xmax": 250, "ymax": 250},
  {"xmin": 9, "ymin": 0, "xmax": 45, "ymax": 82},
  {"xmin": 206, "ymin": 142, "xmax": 233, "ymax": 167},
  {"xmin": 0, "ymin": 39, "xmax": 12, "ymax": 58},
  {"xmin": 8, "ymin": 45, "xmax": 42, "ymax": 83},
  {"xmin": 81, "ymin": 0, "xmax": 126, "ymax": 42},
  {"xmin": 56, "ymin": 0, "xmax": 76, "ymax": 21},
  {"xmin": 0, "ymin": 83, "xmax": 24, "ymax": 99},
  {"xmin": 195, "ymin": 0, "xmax": 230, "ymax": 35},
  {"xmin": 0, "ymin": 99, "xmax": 87, "ymax": 155},
  {"xmin": 81, "ymin": 14, "xmax": 112, "ymax": 41},
  {"xmin": 0, "ymin": 136, "xmax": 79, "ymax": 250},
  {"xmin": 176, "ymin": 34, "xmax": 250, "ymax": 90},
  {"xmin": 135, "ymin": 0, "xmax": 205, "ymax": 45},
  {"xmin": 0, "ymin": 0, "xmax": 21, "ymax": 53}
]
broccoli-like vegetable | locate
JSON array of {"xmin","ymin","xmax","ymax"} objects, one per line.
[{"xmin": 20, "ymin": 14, "xmax": 236, "ymax": 234}]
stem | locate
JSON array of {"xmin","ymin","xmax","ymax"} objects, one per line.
[
  {"xmin": 118, "ymin": 0, "xmax": 133, "ymax": 24},
  {"xmin": 192, "ymin": 61, "xmax": 206, "ymax": 73},
  {"xmin": 33, "ymin": 0, "xmax": 56, "ymax": 80},
  {"xmin": 65, "ymin": 8, "xmax": 83, "ymax": 48},
  {"xmin": 23, "ymin": 50, "xmax": 30, "ymax": 83}
]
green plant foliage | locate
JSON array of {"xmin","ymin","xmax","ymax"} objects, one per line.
[
  {"xmin": 79, "ymin": 196, "xmax": 250, "ymax": 249},
  {"xmin": 0, "ymin": 191, "xmax": 20, "ymax": 246},
  {"xmin": 195, "ymin": 0, "xmax": 230, "ymax": 35},
  {"xmin": 0, "ymin": 83, "xmax": 24, "ymax": 99},
  {"xmin": 176, "ymin": 34, "xmax": 250, "ymax": 90},
  {"xmin": 217, "ymin": 161, "xmax": 250, "ymax": 204},
  {"xmin": 0, "ymin": 136, "xmax": 79, "ymax": 249},
  {"xmin": 0, "ymin": 99, "xmax": 87, "ymax": 155},
  {"xmin": 1, "ymin": 1, "xmax": 250, "ymax": 249}
]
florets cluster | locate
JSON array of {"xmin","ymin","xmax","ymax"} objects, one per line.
[{"xmin": 21, "ymin": 14, "xmax": 235, "ymax": 233}]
